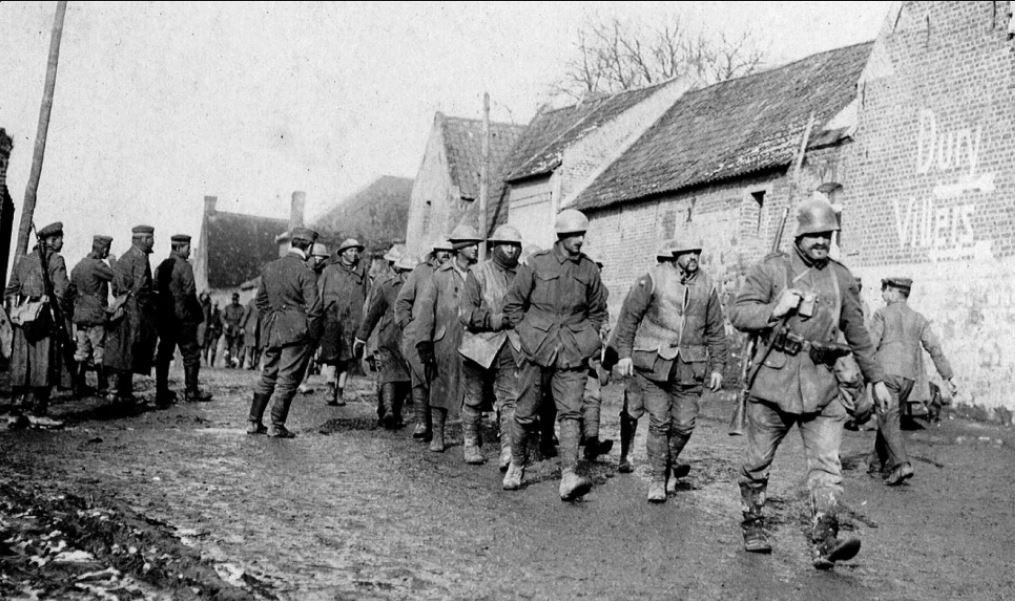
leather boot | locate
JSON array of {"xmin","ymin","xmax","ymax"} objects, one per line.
[
  {"xmin": 247, "ymin": 393, "xmax": 270, "ymax": 435},
  {"xmin": 885, "ymin": 462, "xmax": 914, "ymax": 486},
  {"xmin": 116, "ymin": 371, "xmax": 136, "ymax": 407},
  {"xmin": 558, "ymin": 419, "xmax": 592, "ymax": 501},
  {"xmin": 461, "ymin": 406, "xmax": 486, "ymax": 464},
  {"xmin": 74, "ymin": 363, "xmax": 92, "ymax": 398},
  {"xmin": 810, "ymin": 513, "xmax": 860, "ymax": 569},
  {"xmin": 502, "ymin": 461, "xmax": 524, "ymax": 490},
  {"xmin": 646, "ymin": 429, "xmax": 668, "ymax": 503},
  {"xmin": 377, "ymin": 383, "xmax": 392, "ymax": 428},
  {"xmin": 498, "ymin": 406, "xmax": 514, "ymax": 472},
  {"xmin": 268, "ymin": 393, "xmax": 296, "ymax": 438},
  {"xmin": 155, "ymin": 362, "xmax": 175, "ymax": 407},
  {"xmin": 184, "ymin": 364, "xmax": 213, "ymax": 402},
  {"xmin": 429, "ymin": 407, "xmax": 446, "ymax": 452},
  {"xmin": 96, "ymin": 366, "xmax": 109, "ymax": 395},
  {"xmin": 539, "ymin": 402, "xmax": 557, "ymax": 458},
  {"xmin": 618, "ymin": 413, "xmax": 638, "ymax": 473},
  {"xmin": 666, "ymin": 430, "xmax": 692, "ymax": 493},
  {"xmin": 390, "ymin": 382, "xmax": 407, "ymax": 428},
  {"xmin": 739, "ymin": 482, "xmax": 772, "ymax": 553},
  {"xmin": 411, "ymin": 386, "xmax": 431, "ymax": 440},
  {"xmin": 328, "ymin": 384, "xmax": 345, "ymax": 407}
]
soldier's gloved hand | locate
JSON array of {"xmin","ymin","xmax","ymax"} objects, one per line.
[
  {"xmin": 416, "ymin": 340, "xmax": 437, "ymax": 381},
  {"xmin": 873, "ymin": 380, "xmax": 892, "ymax": 413},
  {"xmin": 708, "ymin": 371, "xmax": 723, "ymax": 392},
  {"xmin": 353, "ymin": 338, "xmax": 366, "ymax": 358},
  {"xmin": 615, "ymin": 357, "xmax": 634, "ymax": 377},
  {"xmin": 771, "ymin": 288, "xmax": 803, "ymax": 318}
]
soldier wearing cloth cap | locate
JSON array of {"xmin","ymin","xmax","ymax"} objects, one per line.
[
  {"xmin": 222, "ymin": 292, "xmax": 246, "ymax": 368},
  {"xmin": 395, "ymin": 238, "xmax": 454, "ymax": 440},
  {"xmin": 501, "ymin": 209, "xmax": 609, "ymax": 501},
  {"xmin": 5, "ymin": 221, "xmax": 72, "ymax": 424},
  {"xmin": 104, "ymin": 224, "xmax": 158, "ymax": 406},
  {"xmin": 317, "ymin": 237, "xmax": 370, "ymax": 406},
  {"xmin": 70, "ymin": 234, "xmax": 116, "ymax": 396},
  {"xmin": 729, "ymin": 197, "xmax": 891, "ymax": 568},
  {"xmin": 867, "ymin": 276, "xmax": 957, "ymax": 486},
  {"xmin": 153, "ymin": 234, "xmax": 213, "ymax": 406},
  {"xmin": 611, "ymin": 238, "xmax": 727, "ymax": 503},
  {"xmin": 247, "ymin": 227, "xmax": 323, "ymax": 438},
  {"xmin": 414, "ymin": 224, "xmax": 484, "ymax": 453}
]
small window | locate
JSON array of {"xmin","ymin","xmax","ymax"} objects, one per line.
[{"xmin": 751, "ymin": 191, "xmax": 765, "ymax": 234}]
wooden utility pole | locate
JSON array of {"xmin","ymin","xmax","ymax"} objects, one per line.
[
  {"xmin": 14, "ymin": 1, "xmax": 68, "ymax": 265},
  {"xmin": 478, "ymin": 92, "xmax": 490, "ymax": 261}
]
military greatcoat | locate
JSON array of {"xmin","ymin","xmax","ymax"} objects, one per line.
[
  {"xmin": 413, "ymin": 260, "xmax": 469, "ymax": 410},
  {"xmin": 5, "ymin": 249, "xmax": 72, "ymax": 387},
  {"xmin": 356, "ymin": 274, "xmax": 409, "ymax": 383},
  {"xmin": 395, "ymin": 261, "xmax": 435, "ymax": 384},
  {"xmin": 104, "ymin": 244, "xmax": 157, "ymax": 374},
  {"xmin": 154, "ymin": 254, "xmax": 204, "ymax": 367},
  {"xmin": 317, "ymin": 261, "xmax": 370, "ymax": 365}
]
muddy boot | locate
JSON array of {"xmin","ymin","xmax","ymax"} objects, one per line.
[
  {"xmin": 115, "ymin": 371, "xmax": 137, "ymax": 409},
  {"xmin": 184, "ymin": 364, "xmax": 213, "ymax": 403},
  {"xmin": 666, "ymin": 430, "xmax": 692, "ymax": 493},
  {"xmin": 268, "ymin": 394, "xmax": 296, "ymax": 439},
  {"xmin": 429, "ymin": 407, "xmax": 446, "ymax": 452},
  {"xmin": 29, "ymin": 389, "xmax": 59, "ymax": 427},
  {"xmin": 646, "ymin": 429, "xmax": 668, "ymax": 503},
  {"xmin": 739, "ymin": 482, "xmax": 772, "ymax": 554},
  {"xmin": 155, "ymin": 362, "xmax": 175, "ymax": 407},
  {"xmin": 618, "ymin": 413, "xmax": 638, "ymax": 473},
  {"xmin": 74, "ymin": 363, "xmax": 92, "ymax": 398},
  {"xmin": 558, "ymin": 419, "xmax": 592, "ymax": 501},
  {"xmin": 498, "ymin": 407, "xmax": 514, "ymax": 472},
  {"xmin": 810, "ymin": 513, "xmax": 860, "ymax": 569},
  {"xmin": 885, "ymin": 462, "xmax": 914, "ymax": 486},
  {"xmin": 411, "ymin": 386, "xmax": 431, "ymax": 440},
  {"xmin": 247, "ymin": 393, "xmax": 270, "ymax": 434},
  {"xmin": 502, "ymin": 461, "xmax": 524, "ymax": 491},
  {"xmin": 96, "ymin": 367, "xmax": 109, "ymax": 396},
  {"xmin": 390, "ymin": 383, "xmax": 407, "ymax": 429},
  {"xmin": 377, "ymin": 383, "xmax": 393, "ymax": 429},
  {"xmin": 503, "ymin": 418, "xmax": 529, "ymax": 490},
  {"xmin": 328, "ymin": 385, "xmax": 345, "ymax": 407},
  {"xmin": 461, "ymin": 406, "xmax": 486, "ymax": 464}
]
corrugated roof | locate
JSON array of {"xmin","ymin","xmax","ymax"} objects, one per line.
[
  {"xmin": 312, "ymin": 175, "xmax": 414, "ymax": 252},
  {"xmin": 573, "ymin": 42, "xmax": 873, "ymax": 211}
]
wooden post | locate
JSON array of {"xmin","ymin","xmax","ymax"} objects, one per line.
[
  {"xmin": 14, "ymin": 0, "xmax": 68, "ymax": 267},
  {"xmin": 478, "ymin": 92, "xmax": 490, "ymax": 261}
]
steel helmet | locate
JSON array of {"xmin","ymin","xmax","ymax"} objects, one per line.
[
  {"xmin": 394, "ymin": 254, "xmax": 417, "ymax": 271},
  {"xmin": 431, "ymin": 238, "xmax": 454, "ymax": 252},
  {"xmin": 655, "ymin": 239, "xmax": 680, "ymax": 259},
  {"xmin": 383, "ymin": 243, "xmax": 406, "ymax": 262},
  {"xmin": 310, "ymin": 242, "xmax": 330, "ymax": 258},
  {"xmin": 448, "ymin": 223, "xmax": 482, "ymax": 243},
  {"xmin": 554, "ymin": 209, "xmax": 589, "ymax": 235},
  {"xmin": 337, "ymin": 238, "xmax": 365, "ymax": 253},
  {"xmin": 795, "ymin": 198, "xmax": 840, "ymax": 236},
  {"xmin": 488, "ymin": 224, "xmax": 522, "ymax": 245}
]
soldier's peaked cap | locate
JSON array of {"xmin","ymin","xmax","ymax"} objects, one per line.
[
  {"xmin": 93, "ymin": 234, "xmax": 113, "ymax": 245},
  {"xmin": 39, "ymin": 222, "xmax": 64, "ymax": 237},
  {"xmin": 171, "ymin": 234, "xmax": 192, "ymax": 243},
  {"xmin": 132, "ymin": 224, "xmax": 155, "ymax": 234},
  {"xmin": 290, "ymin": 227, "xmax": 318, "ymax": 242},
  {"xmin": 882, "ymin": 276, "xmax": 913, "ymax": 291}
]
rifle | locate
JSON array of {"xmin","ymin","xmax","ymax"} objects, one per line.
[
  {"xmin": 32, "ymin": 222, "xmax": 80, "ymax": 390},
  {"xmin": 728, "ymin": 112, "xmax": 816, "ymax": 436}
]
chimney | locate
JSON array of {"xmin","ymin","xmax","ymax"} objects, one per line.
[
  {"xmin": 204, "ymin": 195, "xmax": 217, "ymax": 215},
  {"xmin": 290, "ymin": 191, "xmax": 306, "ymax": 231}
]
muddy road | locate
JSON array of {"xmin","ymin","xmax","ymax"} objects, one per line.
[{"xmin": 2, "ymin": 366, "xmax": 1013, "ymax": 600}]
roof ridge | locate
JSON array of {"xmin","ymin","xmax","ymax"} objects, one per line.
[{"xmin": 440, "ymin": 114, "xmax": 525, "ymax": 129}]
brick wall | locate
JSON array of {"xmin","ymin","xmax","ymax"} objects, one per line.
[{"xmin": 505, "ymin": 175, "xmax": 555, "ymax": 250}]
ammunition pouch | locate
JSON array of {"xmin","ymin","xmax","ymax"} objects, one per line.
[{"xmin": 771, "ymin": 330, "xmax": 851, "ymax": 366}]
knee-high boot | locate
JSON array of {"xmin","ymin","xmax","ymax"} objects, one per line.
[
  {"xmin": 618, "ymin": 413, "xmax": 638, "ymax": 473},
  {"xmin": 558, "ymin": 419, "xmax": 592, "ymax": 501},
  {"xmin": 645, "ymin": 429, "xmax": 668, "ymax": 503},
  {"xmin": 429, "ymin": 407, "xmax": 446, "ymax": 452},
  {"xmin": 411, "ymin": 386, "xmax": 431, "ymax": 440},
  {"xmin": 461, "ymin": 405, "xmax": 485, "ymax": 464}
]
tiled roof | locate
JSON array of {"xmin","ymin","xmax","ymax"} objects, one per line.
[
  {"xmin": 204, "ymin": 210, "xmax": 287, "ymax": 289},
  {"xmin": 503, "ymin": 82, "xmax": 669, "ymax": 182},
  {"xmin": 312, "ymin": 175, "xmax": 414, "ymax": 253},
  {"xmin": 573, "ymin": 42, "xmax": 873, "ymax": 211}
]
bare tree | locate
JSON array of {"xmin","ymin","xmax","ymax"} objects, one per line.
[{"xmin": 551, "ymin": 17, "xmax": 767, "ymax": 101}]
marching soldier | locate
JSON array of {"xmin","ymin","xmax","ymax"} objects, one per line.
[
  {"xmin": 501, "ymin": 209, "xmax": 609, "ymax": 501},
  {"xmin": 70, "ymin": 234, "xmax": 115, "ymax": 396},
  {"xmin": 395, "ymin": 238, "xmax": 454, "ymax": 440},
  {"xmin": 867, "ymin": 276, "xmax": 957, "ymax": 485},
  {"xmin": 318, "ymin": 238, "xmax": 369, "ymax": 406},
  {"xmin": 458, "ymin": 224, "xmax": 524, "ymax": 468},
  {"xmin": 729, "ymin": 198, "xmax": 890, "ymax": 568},
  {"xmin": 611, "ymin": 239, "xmax": 727, "ymax": 502},
  {"xmin": 247, "ymin": 227, "xmax": 322, "ymax": 438},
  {"xmin": 414, "ymin": 224, "xmax": 483, "ymax": 453},
  {"xmin": 154, "ymin": 234, "xmax": 212, "ymax": 406},
  {"xmin": 104, "ymin": 224, "xmax": 158, "ymax": 407},
  {"xmin": 577, "ymin": 252, "xmax": 612, "ymax": 463},
  {"xmin": 354, "ymin": 254, "xmax": 416, "ymax": 429},
  {"xmin": 5, "ymin": 222, "xmax": 72, "ymax": 425},
  {"xmin": 222, "ymin": 293, "xmax": 245, "ymax": 368}
]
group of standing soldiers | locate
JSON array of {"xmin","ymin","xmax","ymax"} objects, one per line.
[{"xmin": 5, "ymin": 223, "xmax": 215, "ymax": 427}]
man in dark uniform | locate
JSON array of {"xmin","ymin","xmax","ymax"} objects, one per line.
[
  {"xmin": 239, "ymin": 296, "xmax": 260, "ymax": 370},
  {"xmin": 395, "ymin": 238, "xmax": 453, "ymax": 440},
  {"xmin": 203, "ymin": 302, "xmax": 222, "ymax": 367},
  {"xmin": 222, "ymin": 292, "xmax": 245, "ymax": 368},
  {"xmin": 501, "ymin": 209, "xmax": 609, "ymax": 501},
  {"xmin": 414, "ymin": 224, "xmax": 483, "ymax": 454},
  {"xmin": 729, "ymin": 197, "xmax": 891, "ymax": 569},
  {"xmin": 103, "ymin": 224, "xmax": 157, "ymax": 407},
  {"xmin": 5, "ymin": 222, "xmax": 72, "ymax": 425},
  {"xmin": 611, "ymin": 239, "xmax": 727, "ymax": 503},
  {"xmin": 154, "ymin": 234, "xmax": 212, "ymax": 407},
  {"xmin": 867, "ymin": 276, "xmax": 957, "ymax": 485},
  {"xmin": 354, "ymin": 254, "xmax": 415, "ymax": 429},
  {"xmin": 247, "ymin": 227, "xmax": 322, "ymax": 438},
  {"xmin": 70, "ymin": 234, "xmax": 115, "ymax": 396},
  {"xmin": 318, "ymin": 238, "xmax": 369, "ymax": 406}
]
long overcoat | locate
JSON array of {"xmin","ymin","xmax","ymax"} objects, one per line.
[
  {"xmin": 317, "ymin": 261, "xmax": 369, "ymax": 364},
  {"xmin": 103, "ymin": 245, "xmax": 157, "ymax": 374},
  {"xmin": 5, "ymin": 248, "xmax": 72, "ymax": 387},
  {"xmin": 413, "ymin": 260, "xmax": 469, "ymax": 410},
  {"xmin": 395, "ymin": 261, "xmax": 435, "ymax": 383},
  {"xmin": 356, "ymin": 274, "xmax": 409, "ymax": 383}
]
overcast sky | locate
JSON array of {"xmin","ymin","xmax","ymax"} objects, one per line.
[{"xmin": 0, "ymin": 1, "xmax": 891, "ymax": 264}]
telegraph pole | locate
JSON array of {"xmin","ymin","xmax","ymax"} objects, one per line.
[{"xmin": 478, "ymin": 92, "xmax": 490, "ymax": 260}]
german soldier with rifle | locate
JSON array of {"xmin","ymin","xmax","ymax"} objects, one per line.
[{"xmin": 729, "ymin": 197, "xmax": 890, "ymax": 569}]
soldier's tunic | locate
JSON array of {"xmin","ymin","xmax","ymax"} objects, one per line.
[
  {"xmin": 104, "ymin": 245, "xmax": 157, "ymax": 375},
  {"xmin": 70, "ymin": 253, "xmax": 115, "ymax": 365},
  {"xmin": 154, "ymin": 254, "xmax": 204, "ymax": 368},
  {"xmin": 222, "ymin": 301, "xmax": 245, "ymax": 362},
  {"xmin": 729, "ymin": 248, "xmax": 883, "ymax": 512},
  {"xmin": 318, "ymin": 260, "xmax": 370, "ymax": 367},
  {"xmin": 355, "ymin": 275, "xmax": 409, "ymax": 384},
  {"xmin": 413, "ymin": 260, "xmax": 470, "ymax": 412},
  {"xmin": 868, "ymin": 300, "xmax": 953, "ymax": 470},
  {"xmin": 240, "ymin": 298, "xmax": 260, "ymax": 366},
  {"xmin": 5, "ymin": 249, "xmax": 71, "ymax": 388},
  {"xmin": 395, "ymin": 261, "xmax": 435, "ymax": 389}
]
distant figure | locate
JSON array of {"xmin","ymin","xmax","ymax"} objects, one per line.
[
  {"xmin": 239, "ymin": 295, "xmax": 260, "ymax": 370},
  {"xmin": 317, "ymin": 238, "xmax": 369, "ymax": 406},
  {"xmin": 222, "ymin": 292, "xmax": 245, "ymax": 368},
  {"xmin": 203, "ymin": 302, "xmax": 222, "ymax": 367}
]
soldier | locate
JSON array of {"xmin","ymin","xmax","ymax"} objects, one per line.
[
  {"xmin": 458, "ymin": 224, "xmax": 523, "ymax": 467},
  {"xmin": 239, "ymin": 295, "xmax": 260, "ymax": 370},
  {"xmin": 222, "ymin": 292, "xmax": 245, "ymax": 368},
  {"xmin": 247, "ymin": 227, "xmax": 322, "ymax": 438},
  {"xmin": 70, "ymin": 234, "xmax": 115, "ymax": 396},
  {"xmin": 414, "ymin": 224, "xmax": 483, "ymax": 453},
  {"xmin": 867, "ymin": 276, "xmax": 957, "ymax": 485},
  {"xmin": 729, "ymin": 197, "xmax": 890, "ymax": 568},
  {"xmin": 153, "ymin": 234, "xmax": 212, "ymax": 406},
  {"xmin": 395, "ymin": 238, "xmax": 453, "ymax": 440},
  {"xmin": 297, "ymin": 242, "xmax": 331, "ymax": 394},
  {"xmin": 203, "ymin": 303, "xmax": 222, "ymax": 367},
  {"xmin": 577, "ymin": 252, "xmax": 612, "ymax": 463},
  {"xmin": 354, "ymin": 254, "xmax": 416, "ymax": 429},
  {"xmin": 318, "ymin": 238, "xmax": 370, "ymax": 406},
  {"xmin": 501, "ymin": 209, "xmax": 609, "ymax": 501},
  {"xmin": 611, "ymin": 239, "xmax": 727, "ymax": 502},
  {"xmin": 5, "ymin": 222, "xmax": 71, "ymax": 425},
  {"xmin": 104, "ymin": 224, "xmax": 158, "ymax": 407}
]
